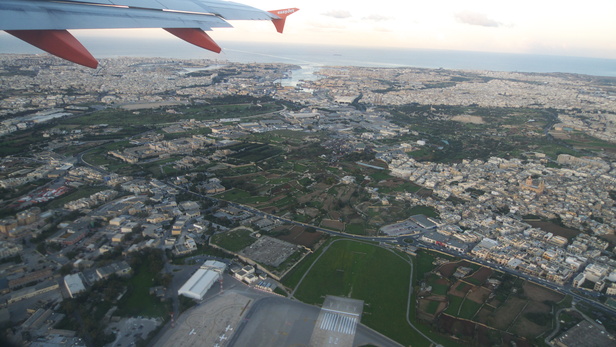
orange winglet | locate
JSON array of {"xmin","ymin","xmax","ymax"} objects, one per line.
[
  {"xmin": 5, "ymin": 30, "xmax": 98, "ymax": 69},
  {"xmin": 268, "ymin": 8, "xmax": 299, "ymax": 34},
  {"xmin": 164, "ymin": 28, "xmax": 221, "ymax": 53}
]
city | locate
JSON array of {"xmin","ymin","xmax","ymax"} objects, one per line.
[{"xmin": 0, "ymin": 53, "xmax": 615, "ymax": 347}]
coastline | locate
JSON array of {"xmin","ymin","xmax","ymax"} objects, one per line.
[{"xmin": 1, "ymin": 34, "xmax": 616, "ymax": 77}]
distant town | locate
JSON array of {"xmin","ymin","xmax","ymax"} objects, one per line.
[{"xmin": 0, "ymin": 54, "xmax": 615, "ymax": 347}]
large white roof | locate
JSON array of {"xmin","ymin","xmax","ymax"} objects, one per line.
[
  {"xmin": 202, "ymin": 260, "xmax": 227, "ymax": 271},
  {"xmin": 178, "ymin": 268, "xmax": 220, "ymax": 300},
  {"xmin": 64, "ymin": 273, "xmax": 86, "ymax": 297}
]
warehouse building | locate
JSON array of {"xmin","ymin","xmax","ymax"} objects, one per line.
[
  {"xmin": 178, "ymin": 260, "xmax": 226, "ymax": 300},
  {"xmin": 64, "ymin": 273, "xmax": 86, "ymax": 298}
]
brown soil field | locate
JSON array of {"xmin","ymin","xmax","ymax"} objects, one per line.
[
  {"xmin": 418, "ymin": 298, "xmax": 446, "ymax": 318},
  {"xmin": 438, "ymin": 314, "xmax": 476, "ymax": 339},
  {"xmin": 321, "ymin": 219, "xmax": 345, "ymax": 231},
  {"xmin": 522, "ymin": 300, "xmax": 550, "ymax": 314},
  {"xmin": 322, "ymin": 195, "xmax": 335, "ymax": 211},
  {"xmin": 270, "ymin": 183, "xmax": 292, "ymax": 195},
  {"xmin": 268, "ymin": 194, "xmax": 288, "ymax": 203},
  {"xmin": 376, "ymin": 179, "xmax": 403, "ymax": 188},
  {"xmin": 467, "ymin": 286, "xmax": 491, "ymax": 304},
  {"xmin": 449, "ymin": 280, "xmax": 472, "ymax": 297},
  {"xmin": 468, "ymin": 267, "xmax": 493, "ymax": 285},
  {"xmin": 434, "ymin": 277, "xmax": 450, "ymax": 289},
  {"xmin": 523, "ymin": 282, "xmax": 564, "ymax": 303},
  {"xmin": 336, "ymin": 185, "xmax": 356, "ymax": 201},
  {"xmin": 486, "ymin": 298, "xmax": 502, "ymax": 309},
  {"xmin": 313, "ymin": 182, "xmax": 330, "ymax": 190},
  {"xmin": 437, "ymin": 260, "xmax": 468, "ymax": 277},
  {"xmin": 437, "ymin": 314, "xmax": 532, "ymax": 346},
  {"xmin": 512, "ymin": 301, "xmax": 552, "ymax": 338},
  {"xmin": 434, "ymin": 301, "xmax": 448, "ymax": 317},
  {"xmin": 475, "ymin": 325, "xmax": 532, "ymax": 347},
  {"xmin": 302, "ymin": 207, "xmax": 320, "ymax": 218},
  {"xmin": 276, "ymin": 226, "xmax": 323, "ymax": 248},
  {"xmin": 425, "ymin": 295, "xmax": 447, "ymax": 301},
  {"xmin": 329, "ymin": 211, "xmax": 341, "ymax": 220},
  {"xmin": 493, "ymin": 296, "xmax": 527, "ymax": 331},
  {"xmin": 474, "ymin": 306, "xmax": 495, "ymax": 325},
  {"xmin": 260, "ymin": 206, "xmax": 278, "ymax": 214},
  {"xmin": 513, "ymin": 317, "xmax": 548, "ymax": 339},
  {"xmin": 416, "ymin": 310, "xmax": 434, "ymax": 322},
  {"xmin": 296, "ymin": 191, "xmax": 321, "ymax": 204},
  {"xmin": 527, "ymin": 220, "xmax": 581, "ymax": 240}
]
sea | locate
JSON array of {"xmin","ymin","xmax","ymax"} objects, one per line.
[{"xmin": 2, "ymin": 34, "xmax": 616, "ymax": 81}]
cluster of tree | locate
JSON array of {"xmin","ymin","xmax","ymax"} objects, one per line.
[
  {"xmin": 130, "ymin": 248, "xmax": 165, "ymax": 275},
  {"xmin": 59, "ymin": 283, "xmax": 119, "ymax": 347},
  {"xmin": 493, "ymin": 274, "xmax": 524, "ymax": 301}
]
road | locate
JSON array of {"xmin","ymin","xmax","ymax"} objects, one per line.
[
  {"xmin": 414, "ymin": 241, "xmax": 616, "ymax": 316},
  {"xmin": 165, "ymin": 180, "xmax": 616, "ymax": 318},
  {"xmin": 75, "ymin": 143, "xmax": 616, "ymax": 338}
]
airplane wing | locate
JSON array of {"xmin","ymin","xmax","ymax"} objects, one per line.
[{"xmin": 0, "ymin": 0, "xmax": 298, "ymax": 68}]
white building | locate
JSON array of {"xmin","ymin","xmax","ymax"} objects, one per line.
[
  {"xmin": 64, "ymin": 273, "xmax": 86, "ymax": 298},
  {"xmin": 178, "ymin": 260, "xmax": 226, "ymax": 300}
]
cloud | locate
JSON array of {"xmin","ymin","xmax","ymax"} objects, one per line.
[
  {"xmin": 362, "ymin": 14, "xmax": 393, "ymax": 22},
  {"xmin": 455, "ymin": 11, "xmax": 502, "ymax": 27},
  {"xmin": 307, "ymin": 21, "xmax": 347, "ymax": 30},
  {"xmin": 322, "ymin": 10, "xmax": 352, "ymax": 19}
]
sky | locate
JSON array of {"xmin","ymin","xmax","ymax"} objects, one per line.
[
  {"xmin": 215, "ymin": 0, "xmax": 616, "ymax": 59},
  {"xmin": 2, "ymin": 0, "xmax": 616, "ymax": 59}
]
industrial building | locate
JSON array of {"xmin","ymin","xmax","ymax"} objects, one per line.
[
  {"xmin": 410, "ymin": 214, "xmax": 439, "ymax": 229},
  {"xmin": 178, "ymin": 260, "xmax": 226, "ymax": 300},
  {"xmin": 64, "ymin": 273, "xmax": 86, "ymax": 298}
]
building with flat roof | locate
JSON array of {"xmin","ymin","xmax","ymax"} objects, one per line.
[
  {"xmin": 96, "ymin": 261, "xmax": 132, "ymax": 280},
  {"xmin": 178, "ymin": 260, "xmax": 226, "ymax": 300},
  {"xmin": 410, "ymin": 214, "xmax": 439, "ymax": 229},
  {"xmin": 551, "ymin": 320, "xmax": 615, "ymax": 347},
  {"xmin": 64, "ymin": 273, "xmax": 86, "ymax": 298}
]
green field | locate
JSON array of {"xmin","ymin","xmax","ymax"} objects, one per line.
[
  {"xmin": 426, "ymin": 275, "xmax": 449, "ymax": 295},
  {"xmin": 116, "ymin": 263, "xmax": 167, "ymax": 317},
  {"xmin": 291, "ymin": 240, "xmax": 429, "ymax": 346},
  {"xmin": 444, "ymin": 295, "xmax": 464, "ymax": 315},
  {"xmin": 345, "ymin": 223, "xmax": 366, "ymax": 235},
  {"xmin": 218, "ymin": 189, "xmax": 270, "ymax": 204},
  {"xmin": 409, "ymin": 206, "xmax": 439, "ymax": 219},
  {"xmin": 458, "ymin": 298, "xmax": 483, "ymax": 319},
  {"xmin": 426, "ymin": 300, "xmax": 441, "ymax": 314},
  {"xmin": 210, "ymin": 228, "xmax": 256, "ymax": 252},
  {"xmin": 281, "ymin": 237, "xmax": 335, "ymax": 289}
]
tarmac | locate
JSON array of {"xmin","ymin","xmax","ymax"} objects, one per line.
[{"xmin": 153, "ymin": 278, "xmax": 402, "ymax": 347}]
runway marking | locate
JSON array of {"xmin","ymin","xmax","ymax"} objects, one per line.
[
  {"xmin": 319, "ymin": 312, "xmax": 358, "ymax": 335},
  {"xmin": 322, "ymin": 307, "xmax": 361, "ymax": 317}
]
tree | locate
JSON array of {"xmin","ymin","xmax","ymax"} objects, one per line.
[
  {"xmin": 60, "ymin": 263, "xmax": 73, "ymax": 276},
  {"xmin": 65, "ymin": 250, "xmax": 78, "ymax": 260},
  {"xmin": 36, "ymin": 242, "xmax": 47, "ymax": 255}
]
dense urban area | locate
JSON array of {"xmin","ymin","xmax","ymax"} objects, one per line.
[{"xmin": 1, "ymin": 53, "xmax": 616, "ymax": 347}]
